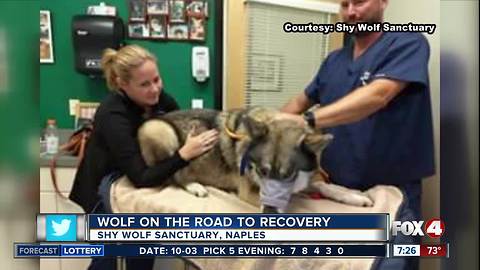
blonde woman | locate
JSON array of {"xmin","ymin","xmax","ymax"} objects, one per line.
[{"xmin": 69, "ymin": 45, "xmax": 218, "ymax": 270}]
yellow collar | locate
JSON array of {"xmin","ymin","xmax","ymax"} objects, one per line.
[{"xmin": 223, "ymin": 122, "xmax": 247, "ymax": 140}]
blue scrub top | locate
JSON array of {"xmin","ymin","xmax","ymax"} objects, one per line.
[{"xmin": 305, "ymin": 32, "xmax": 435, "ymax": 189}]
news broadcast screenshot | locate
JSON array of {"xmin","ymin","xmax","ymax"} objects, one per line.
[{"xmin": 0, "ymin": 0, "xmax": 478, "ymax": 270}]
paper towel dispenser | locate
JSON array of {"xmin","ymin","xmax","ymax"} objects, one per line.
[{"xmin": 72, "ymin": 15, "xmax": 124, "ymax": 76}]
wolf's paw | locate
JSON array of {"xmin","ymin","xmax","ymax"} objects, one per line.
[
  {"xmin": 347, "ymin": 193, "xmax": 374, "ymax": 207},
  {"xmin": 312, "ymin": 182, "xmax": 374, "ymax": 207},
  {"xmin": 185, "ymin": 182, "xmax": 209, "ymax": 197}
]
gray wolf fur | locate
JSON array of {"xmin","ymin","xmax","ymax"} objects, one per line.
[{"xmin": 138, "ymin": 107, "xmax": 373, "ymax": 211}]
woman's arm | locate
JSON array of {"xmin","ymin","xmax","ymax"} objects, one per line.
[{"xmin": 101, "ymin": 111, "xmax": 190, "ymax": 188}]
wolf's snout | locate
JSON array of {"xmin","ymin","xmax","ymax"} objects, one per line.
[{"xmin": 258, "ymin": 165, "xmax": 271, "ymax": 177}]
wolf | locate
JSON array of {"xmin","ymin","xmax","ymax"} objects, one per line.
[{"xmin": 138, "ymin": 107, "xmax": 373, "ymax": 212}]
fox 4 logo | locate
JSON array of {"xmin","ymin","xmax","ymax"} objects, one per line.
[{"xmin": 392, "ymin": 218, "xmax": 445, "ymax": 238}]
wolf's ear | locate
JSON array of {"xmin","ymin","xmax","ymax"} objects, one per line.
[
  {"xmin": 243, "ymin": 116, "xmax": 268, "ymax": 139},
  {"xmin": 302, "ymin": 133, "xmax": 333, "ymax": 153}
]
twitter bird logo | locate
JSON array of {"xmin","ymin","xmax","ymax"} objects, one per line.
[
  {"xmin": 52, "ymin": 219, "xmax": 71, "ymax": 236},
  {"xmin": 46, "ymin": 215, "xmax": 77, "ymax": 241}
]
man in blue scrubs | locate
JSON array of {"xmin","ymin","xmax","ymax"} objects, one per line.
[{"xmin": 279, "ymin": 0, "xmax": 435, "ymax": 269}]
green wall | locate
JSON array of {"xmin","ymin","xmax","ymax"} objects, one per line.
[
  {"xmin": 0, "ymin": 1, "xmax": 38, "ymax": 171},
  {"xmin": 40, "ymin": 0, "xmax": 216, "ymax": 128}
]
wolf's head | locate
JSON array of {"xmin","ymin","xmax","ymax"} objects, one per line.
[{"xmin": 225, "ymin": 108, "xmax": 333, "ymax": 184}]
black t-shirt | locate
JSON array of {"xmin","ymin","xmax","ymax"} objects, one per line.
[{"xmin": 69, "ymin": 90, "xmax": 188, "ymax": 212}]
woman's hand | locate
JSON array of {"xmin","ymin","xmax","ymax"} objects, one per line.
[{"xmin": 178, "ymin": 128, "xmax": 219, "ymax": 161}]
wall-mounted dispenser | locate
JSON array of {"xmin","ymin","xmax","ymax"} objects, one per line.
[
  {"xmin": 72, "ymin": 15, "xmax": 124, "ymax": 77},
  {"xmin": 192, "ymin": 46, "xmax": 209, "ymax": 82}
]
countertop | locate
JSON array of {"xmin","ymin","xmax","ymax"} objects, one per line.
[{"xmin": 40, "ymin": 129, "xmax": 79, "ymax": 168}]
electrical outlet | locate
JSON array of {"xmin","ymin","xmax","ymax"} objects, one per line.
[
  {"xmin": 69, "ymin": 99, "xmax": 80, "ymax": 116},
  {"xmin": 191, "ymin": 99, "xmax": 203, "ymax": 109}
]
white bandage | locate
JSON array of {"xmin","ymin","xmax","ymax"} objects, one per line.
[
  {"xmin": 293, "ymin": 171, "xmax": 313, "ymax": 192},
  {"xmin": 260, "ymin": 171, "xmax": 313, "ymax": 212}
]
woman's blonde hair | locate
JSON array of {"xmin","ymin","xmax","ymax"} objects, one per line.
[{"xmin": 101, "ymin": 45, "xmax": 157, "ymax": 91}]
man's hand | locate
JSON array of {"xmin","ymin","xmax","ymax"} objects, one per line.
[{"xmin": 274, "ymin": 112, "xmax": 306, "ymax": 127}]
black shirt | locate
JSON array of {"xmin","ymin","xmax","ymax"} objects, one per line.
[{"xmin": 69, "ymin": 90, "xmax": 189, "ymax": 212}]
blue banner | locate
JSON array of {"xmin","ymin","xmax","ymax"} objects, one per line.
[
  {"xmin": 15, "ymin": 244, "xmax": 60, "ymax": 257},
  {"xmin": 60, "ymin": 244, "xmax": 104, "ymax": 257},
  {"xmin": 14, "ymin": 244, "xmax": 104, "ymax": 257},
  {"xmin": 15, "ymin": 243, "xmax": 387, "ymax": 257},
  {"xmin": 88, "ymin": 214, "xmax": 388, "ymax": 229}
]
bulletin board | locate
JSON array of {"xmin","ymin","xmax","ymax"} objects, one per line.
[{"xmin": 127, "ymin": 0, "xmax": 208, "ymax": 41}]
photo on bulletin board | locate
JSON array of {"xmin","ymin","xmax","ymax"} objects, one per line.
[
  {"xmin": 129, "ymin": 22, "xmax": 150, "ymax": 38},
  {"xmin": 149, "ymin": 16, "xmax": 167, "ymax": 39},
  {"xmin": 40, "ymin": 10, "xmax": 54, "ymax": 63},
  {"xmin": 167, "ymin": 24, "xmax": 188, "ymax": 40},
  {"xmin": 129, "ymin": 0, "xmax": 147, "ymax": 21},
  {"xmin": 147, "ymin": 0, "xmax": 168, "ymax": 15},
  {"xmin": 189, "ymin": 17, "xmax": 205, "ymax": 41},
  {"xmin": 187, "ymin": 0, "xmax": 207, "ymax": 17},
  {"xmin": 169, "ymin": 0, "xmax": 186, "ymax": 23}
]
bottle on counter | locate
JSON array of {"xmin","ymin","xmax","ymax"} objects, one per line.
[{"xmin": 45, "ymin": 119, "xmax": 59, "ymax": 155}]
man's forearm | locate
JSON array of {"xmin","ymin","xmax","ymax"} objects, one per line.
[
  {"xmin": 281, "ymin": 92, "xmax": 312, "ymax": 114},
  {"xmin": 313, "ymin": 79, "xmax": 405, "ymax": 128}
]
